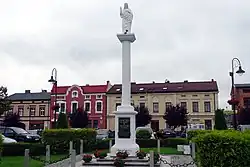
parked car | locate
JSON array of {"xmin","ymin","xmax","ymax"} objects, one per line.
[
  {"xmin": 156, "ymin": 129, "xmax": 176, "ymax": 139},
  {"xmin": 0, "ymin": 127, "xmax": 41, "ymax": 142},
  {"xmin": 96, "ymin": 129, "xmax": 109, "ymax": 140},
  {"xmin": 136, "ymin": 127, "xmax": 155, "ymax": 139},
  {"xmin": 27, "ymin": 129, "xmax": 43, "ymax": 136},
  {"xmin": 1, "ymin": 134, "xmax": 17, "ymax": 144}
]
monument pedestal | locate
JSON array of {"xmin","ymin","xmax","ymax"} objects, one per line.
[{"xmin": 110, "ymin": 105, "xmax": 139, "ymax": 156}]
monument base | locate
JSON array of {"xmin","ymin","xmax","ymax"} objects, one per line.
[{"xmin": 110, "ymin": 105, "xmax": 139, "ymax": 157}]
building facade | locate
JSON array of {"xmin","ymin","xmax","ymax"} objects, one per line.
[
  {"xmin": 234, "ymin": 84, "xmax": 250, "ymax": 109},
  {"xmin": 50, "ymin": 81, "xmax": 111, "ymax": 129},
  {"xmin": 7, "ymin": 90, "xmax": 51, "ymax": 130},
  {"xmin": 106, "ymin": 80, "xmax": 219, "ymax": 131}
]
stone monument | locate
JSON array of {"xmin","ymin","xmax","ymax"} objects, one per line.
[{"xmin": 110, "ymin": 3, "xmax": 139, "ymax": 157}]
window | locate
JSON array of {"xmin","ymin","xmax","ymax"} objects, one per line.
[
  {"xmin": 116, "ymin": 103, "xmax": 121, "ymax": 110},
  {"xmin": 165, "ymin": 102, "xmax": 172, "ymax": 110},
  {"xmin": 243, "ymin": 89, "xmax": 250, "ymax": 93},
  {"xmin": 85, "ymin": 102, "xmax": 91, "ymax": 112},
  {"xmin": 192, "ymin": 95, "xmax": 198, "ymax": 97},
  {"xmin": 72, "ymin": 91, "xmax": 78, "ymax": 98},
  {"xmin": 139, "ymin": 103, "xmax": 145, "ymax": 108},
  {"xmin": 244, "ymin": 98, "xmax": 250, "ymax": 109},
  {"xmin": 93, "ymin": 120, "xmax": 99, "ymax": 128},
  {"xmin": 96, "ymin": 95, "xmax": 102, "ymax": 99},
  {"xmin": 116, "ymin": 96, "xmax": 121, "ymax": 99},
  {"xmin": 140, "ymin": 96, "xmax": 145, "ymax": 99},
  {"xmin": 96, "ymin": 101, "xmax": 102, "ymax": 112},
  {"xmin": 88, "ymin": 120, "xmax": 92, "ymax": 128},
  {"xmin": 60, "ymin": 103, "xmax": 66, "ymax": 113},
  {"xmin": 204, "ymin": 94, "xmax": 210, "ymax": 97},
  {"xmin": 181, "ymin": 95, "xmax": 186, "ymax": 97},
  {"xmin": 30, "ymin": 106, "xmax": 36, "ymax": 116},
  {"xmin": 153, "ymin": 102, "xmax": 159, "ymax": 113},
  {"xmin": 192, "ymin": 102, "xmax": 199, "ymax": 112},
  {"xmin": 85, "ymin": 95, "xmax": 90, "ymax": 99},
  {"xmin": 205, "ymin": 120, "xmax": 212, "ymax": 130},
  {"xmin": 18, "ymin": 106, "xmax": 24, "ymax": 116},
  {"xmin": 39, "ymin": 105, "xmax": 45, "ymax": 116},
  {"xmin": 180, "ymin": 102, "xmax": 187, "ymax": 109},
  {"xmin": 72, "ymin": 102, "xmax": 78, "ymax": 113},
  {"xmin": 204, "ymin": 102, "xmax": 211, "ymax": 112}
]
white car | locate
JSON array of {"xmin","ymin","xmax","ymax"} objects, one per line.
[
  {"xmin": 1, "ymin": 134, "xmax": 17, "ymax": 144},
  {"xmin": 136, "ymin": 127, "xmax": 155, "ymax": 139}
]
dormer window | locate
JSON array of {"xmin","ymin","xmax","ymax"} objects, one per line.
[
  {"xmin": 163, "ymin": 87, "xmax": 168, "ymax": 90},
  {"xmin": 139, "ymin": 88, "xmax": 144, "ymax": 91},
  {"xmin": 96, "ymin": 95, "xmax": 102, "ymax": 99},
  {"xmin": 116, "ymin": 88, "xmax": 121, "ymax": 91},
  {"xmin": 72, "ymin": 91, "xmax": 78, "ymax": 98}
]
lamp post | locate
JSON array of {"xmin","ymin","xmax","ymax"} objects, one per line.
[
  {"xmin": 48, "ymin": 68, "xmax": 58, "ymax": 128},
  {"xmin": 229, "ymin": 58, "xmax": 245, "ymax": 130}
]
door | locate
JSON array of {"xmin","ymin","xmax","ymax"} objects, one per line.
[
  {"xmin": 151, "ymin": 120, "xmax": 159, "ymax": 132},
  {"xmin": 205, "ymin": 120, "xmax": 212, "ymax": 130}
]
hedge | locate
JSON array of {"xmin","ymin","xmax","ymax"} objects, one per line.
[
  {"xmin": 193, "ymin": 131, "xmax": 250, "ymax": 167},
  {"xmin": 0, "ymin": 134, "xmax": 2, "ymax": 153},
  {"xmin": 136, "ymin": 130, "xmax": 152, "ymax": 139},
  {"xmin": 187, "ymin": 130, "xmax": 212, "ymax": 140},
  {"xmin": 42, "ymin": 128, "xmax": 96, "ymax": 154},
  {"xmin": 2, "ymin": 143, "xmax": 45, "ymax": 156}
]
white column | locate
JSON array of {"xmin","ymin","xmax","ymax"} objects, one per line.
[
  {"xmin": 110, "ymin": 33, "xmax": 139, "ymax": 157},
  {"xmin": 122, "ymin": 40, "xmax": 131, "ymax": 106}
]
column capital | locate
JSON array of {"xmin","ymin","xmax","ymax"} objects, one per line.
[{"xmin": 117, "ymin": 33, "xmax": 136, "ymax": 43}]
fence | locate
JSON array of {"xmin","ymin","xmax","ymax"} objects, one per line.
[{"xmin": 24, "ymin": 140, "xmax": 84, "ymax": 167}]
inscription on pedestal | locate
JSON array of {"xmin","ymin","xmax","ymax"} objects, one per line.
[{"xmin": 118, "ymin": 117, "xmax": 131, "ymax": 138}]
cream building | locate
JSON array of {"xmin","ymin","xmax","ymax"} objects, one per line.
[
  {"xmin": 107, "ymin": 80, "xmax": 219, "ymax": 131},
  {"xmin": 6, "ymin": 90, "xmax": 51, "ymax": 130}
]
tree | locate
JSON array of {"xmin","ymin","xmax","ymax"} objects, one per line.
[
  {"xmin": 71, "ymin": 108, "xmax": 89, "ymax": 128},
  {"xmin": 214, "ymin": 109, "xmax": 227, "ymax": 130},
  {"xmin": 3, "ymin": 112, "xmax": 25, "ymax": 129},
  {"xmin": 238, "ymin": 108, "xmax": 250, "ymax": 125},
  {"xmin": 134, "ymin": 106, "xmax": 152, "ymax": 128},
  {"xmin": 57, "ymin": 112, "xmax": 68, "ymax": 129},
  {"xmin": 163, "ymin": 105, "xmax": 188, "ymax": 129},
  {"xmin": 0, "ymin": 86, "xmax": 11, "ymax": 116}
]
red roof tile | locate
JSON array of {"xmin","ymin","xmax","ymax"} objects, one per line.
[
  {"xmin": 107, "ymin": 80, "xmax": 218, "ymax": 94},
  {"xmin": 51, "ymin": 84, "xmax": 108, "ymax": 94}
]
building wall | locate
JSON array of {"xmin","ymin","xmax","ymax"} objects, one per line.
[
  {"xmin": 107, "ymin": 91, "xmax": 218, "ymax": 130},
  {"xmin": 50, "ymin": 85, "xmax": 107, "ymax": 129},
  {"xmin": 8, "ymin": 100, "xmax": 50, "ymax": 130},
  {"xmin": 235, "ymin": 88, "xmax": 250, "ymax": 108}
]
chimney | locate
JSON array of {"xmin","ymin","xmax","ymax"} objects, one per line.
[
  {"xmin": 25, "ymin": 90, "xmax": 30, "ymax": 93},
  {"xmin": 86, "ymin": 84, "xmax": 89, "ymax": 86},
  {"xmin": 184, "ymin": 80, "xmax": 188, "ymax": 83},
  {"xmin": 42, "ymin": 90, "xmax": 47, "ymax": 93},
  {"xmin": 211, "ymin": 79, "xmax": 214, "ymax": 82},
  {"xmin": 106, "ymin": 80, "xmax": 110, "ymax": 85},
  {"xmin": 152, "ymin": 81, "xmax": 155, "ymax": 83}
]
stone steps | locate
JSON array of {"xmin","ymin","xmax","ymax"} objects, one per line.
[{"xmin": 81, "ymin": 157, "xmax": 160, "ymax": 166}]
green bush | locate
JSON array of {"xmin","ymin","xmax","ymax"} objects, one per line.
[
  {"xmin": 2, "ymin": 143, "xmax": 45, "ymax": 156},
  {"xmin": 193, "ymin": 131, "xmax": 250, "ymax": 167},
  {"xmin": 57, "ymin": 112, "xmax": 68, "ymax": 129},
  {"xmin": 0, "ymin": 134, "xmax": 3, "ymax": 153},
  {"xmin": 187, "ymin": 130, "xmax": 212, "ymax": 141},
  {"xmin": 42, "ymin": 129, "xmax": 96, "ymax": 154},
  {"xmin": 136, "ymin": 130, "xmax": 152, "ymax": 139},
  {"xmin": 136, "ymin": 138, "xmax": 188, "ymax": 148}
]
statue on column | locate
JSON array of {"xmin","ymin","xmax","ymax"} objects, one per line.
[{"xmin": 120, "ymin": 3, "xmax": 133, "ymax": 34}]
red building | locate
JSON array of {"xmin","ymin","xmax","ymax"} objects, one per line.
[
  {"xmin": 234, "ymin": 84, "xmax": 250, "ymax": 109},
  {"xmin": 50, "ymin": 81, "xmax": 111, "ymax": 129}
]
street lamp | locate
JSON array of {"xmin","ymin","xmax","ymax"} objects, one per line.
[
  {"xmin": 48, "ymin": 68, "xmax": 58, "ymax": 128},
  {"xmin": 229, "ymin": 58, "xmax": 245, "ymax": 130}
]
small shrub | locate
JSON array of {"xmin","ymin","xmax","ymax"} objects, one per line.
[
  {"xmin": 154, "ymin": 152, "xmax": 160, "ymax": 164},
  {"xmin": 136, "ymin": 130, "xmax": 152, "ymax": 139},
  {"xmin": 114, "ymin": 158, "xmax": 125, "ymax": 167},
  {"xmin": 136, "ymin": 151, "xmax": 146, "ymax": 159},
  {"xmin": 116, "ymin": 150, "xmax": 129, "ymax": 159},
  {"xmin": 82, "ymin": 154, "xmax": 92, "ymax": 163},
  {"xmin": 99, "ymin": 151, "xmax": 107, "ymax": 159}
]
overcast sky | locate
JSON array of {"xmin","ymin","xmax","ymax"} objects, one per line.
[{"xmin": 0, "ymin": 0, "xmax": 249, "ymax": 108}]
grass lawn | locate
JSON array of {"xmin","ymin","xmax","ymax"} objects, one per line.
[{"xmin": 0, "ymin": 154, "xmax": 67, "ymax": 167}]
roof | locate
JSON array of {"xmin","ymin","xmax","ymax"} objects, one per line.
[
  {"xmin": 8, "ymin": 92, "xmax": 51, "ymax": 101},
  {"xmin": 235, "ymin": 84, "xmax": 250, "ymax": 88},
  {"xmin": 107, "ymin": 80, "xmax": 218, "ymax": 94},
  {"xmin": 51, "ymin": 84, "xmax": 108, "ymax": 94}
]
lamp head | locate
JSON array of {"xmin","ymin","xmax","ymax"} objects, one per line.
[
  {"xmin": 48, "ymin": 76, "xmax": 56, "ymax": 83},
  {"xmin": 236, "ymin": 66, "xmax": 245, "ymax": 76}
]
